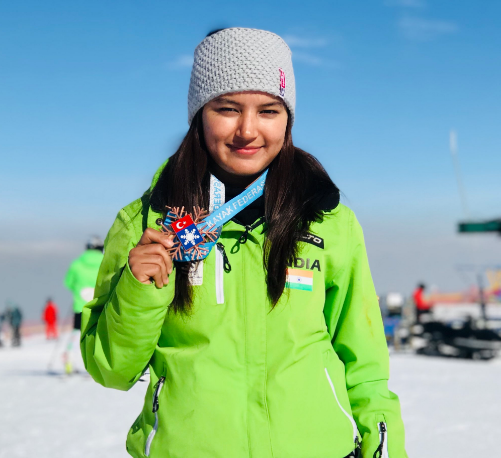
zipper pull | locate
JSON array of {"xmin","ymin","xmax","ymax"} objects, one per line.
[
  {"xmin": 216, "ymin": 242, "xmax": 231, "ymax": 272},
  {"xmin": 238, "ymin": 217, "xmax": 266, "ymax": 244},
  {"xmin": 152, "ymin": 376, "xmax": 165, "ymax": 413},
  {"xmin": 354, "ymin": 436, "xmax": 362, "ymax": 455},
  {"xmin": 239, "ymin": 225, "xmax": 252, "ymax": 244},
  {"xmin": 373, "ymin": 422, "xmax": 386, "ymax": 458}
]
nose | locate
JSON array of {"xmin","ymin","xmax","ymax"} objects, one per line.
[{"xmin": 235, "ymin": 110, "xmax": 258, "ymax": 142}]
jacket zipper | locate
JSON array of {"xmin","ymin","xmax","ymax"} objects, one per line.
[
  {"xmin": 218, "ymin": 216, "xmax": 262, "ymax": 303},
  {"xmin": 215, "ymin": 243, "xmax": 231, "ymax": 304},
  {"xmin": 238, "ymin": 217, "xmax": 266, "ymax": 244},
  {"xmin": 324, "ymin": 368, "xmax": 360, "ymax": 445},
  {"xmin": 373, "ymin": 422, "xmax": 389, "ymax": 458},
  {"xmin": 144, "ymin": 376, "xmax": 165, "ymax": 457}
]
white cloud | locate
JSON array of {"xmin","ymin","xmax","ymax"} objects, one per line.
[
  {"xmin": 283, "ymin": 35, "xmax": 327, "ymax": 49},
  {"xmin": 167, "ymin": 54, "xmax": 193, "ymax": 69},
  {"xmin": 284, "ymin": 34, "xmax": 341, "ymax": 68},
  {"xmin": 385, "ymin": 0, "xmax": 426, "ymax": 7},
  {"xmin": 292, "ymin": 52, "xmax": 324, "ymax": 66},
  {"xmin": 398, "ymin": 16, "xmax": 458, "ymax": 41},
  {"xmin": 292, "ymin": 52, "xmax": 341, "ymax": 69}
]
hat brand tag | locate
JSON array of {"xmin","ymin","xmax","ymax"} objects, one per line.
[{"xmin": 279, "ymin": 68, "xmax": 286, "ymax": 97}]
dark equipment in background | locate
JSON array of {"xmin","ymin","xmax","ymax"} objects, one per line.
[
  {"xmin": 379, "ymin": 293, "xmax": 413, "ymax": 349},
  {"xmin": 412, "ymin": 317, "xmax": 501, "ymax": 360}
]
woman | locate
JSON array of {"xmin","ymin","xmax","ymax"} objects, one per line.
[{"xmin": 81, "ymin": 28, "xmax": 407, "ymax": 458}]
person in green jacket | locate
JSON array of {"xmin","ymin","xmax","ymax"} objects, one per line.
[
  {"xmin": 64, "ymin": 236, "xmax": 103, "ymax": 373},
  {"xmin": 81, "ymin": 28, "xmax": 407, "ymax": 458}
]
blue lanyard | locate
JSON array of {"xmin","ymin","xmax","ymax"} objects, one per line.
[
  {"xmin": 167, "ymin": 170, "xmax": 267, "ymax": 262},
  {"xmin": 205, "ymin": 170, "xmax": 267, "ymax": 230},
  {"xmin": 209, "ymin": 174, "xmax": 225, "ymax": 213}
]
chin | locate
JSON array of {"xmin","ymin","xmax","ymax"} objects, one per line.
[
  {"xmin": 229, "ymin": 166, "xmax": 263, "ymax": 177},
  {"xmin": 226, "ymin": 159, "xmax": 267, "ymax": 176}
]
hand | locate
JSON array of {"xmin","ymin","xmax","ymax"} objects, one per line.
[{"xmin": 128, "ymin": 228, "xmax": 175, "ymax": 288}]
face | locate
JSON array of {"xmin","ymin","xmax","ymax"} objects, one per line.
[{"xmin": 202, "ymin": 91, "xmax": 288, "ymax": 184}]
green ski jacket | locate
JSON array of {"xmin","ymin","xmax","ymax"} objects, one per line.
[
  {"xmin": 81, "ymin": 169, "xmax": 407, "ymax": 458},
  {"xmin": 65, "ymin": 249, "xmax": 104, "ymax": 313}
]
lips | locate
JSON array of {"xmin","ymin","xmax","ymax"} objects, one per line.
[{"xmin": 228, "ymin": 145, "xmax": 262, "ymax": 155}]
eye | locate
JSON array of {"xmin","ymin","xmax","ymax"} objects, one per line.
[
  {"xmin": 260, "ymin": 109, "xmax": 279, "ymax": 115},
  {"xmin": 218, "ymin": 107, "xmax": 238, "ymax": 113}
]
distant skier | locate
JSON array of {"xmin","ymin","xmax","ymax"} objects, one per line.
[
  {"xmin": 413, "ymin": 283, "xmax": 433, "ymax": 322},
  {"xmin": 43, "ymin": 298, "xmax": 58, "ymax": 340},
  {"xmin": 64, "ymin": 236, "xmax": 104, "ymax": 373},
  {"xmin": 5, "ymin": 302, "xmax": 23, "ymax": 347}
]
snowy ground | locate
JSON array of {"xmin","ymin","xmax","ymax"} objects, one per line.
[{"xmin": 1, "ymin": 333, "xmax": 500, "ymax": 458}]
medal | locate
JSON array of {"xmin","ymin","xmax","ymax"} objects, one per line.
[
  {"xmin": 158, "ymin": 206, "xmax": 220, "ymax": 261},
  {"xmin": 158, "ymin": 170, "xmax": 268, "ymax": 262}
]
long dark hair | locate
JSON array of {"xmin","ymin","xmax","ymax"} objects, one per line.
[{"xmin": 151, "ymin": 109, "xmax": 339, "ymax": 313}]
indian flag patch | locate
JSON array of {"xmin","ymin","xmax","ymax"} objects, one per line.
[{"xmin": 286, "ymin": 268, "xmax": 313, "ymax": 291}]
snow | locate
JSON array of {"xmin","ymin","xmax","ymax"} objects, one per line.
[
  {"xmin": 389, "ymin": 351, "xmax": 501, "ymax": 457},
  {"xmin": 1, "ymin": 333, "xmax": 500, "ymax": 457},
  {"xmin": 0, "ymin": 333, "xmax": 147, "ymax": 458}
]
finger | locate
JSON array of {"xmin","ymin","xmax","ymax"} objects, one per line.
[
  {"xmin": 153, "ymin": 246, "xmax": 172, "ymax": 280},
  {"xmin": 163, "ymin": 234, "xmax": 176, "ymax": 254},
  {"xmin": 131, "ymin": 245, "xmax": 173, "ymax": 279},
  {"xmin": 138, "ymin": 255, "xmax": 168, "ymax": 285},
  {"xmin": 129, "ymin": 261, "xmax": 155, "ymax": 284},
  {"xmin": 151, "ymin": 269, "xmax": 165, "ymax": 289},
  {"xmin": 155, "ymin": 243, "xmax": 173, "ymax": 276},
  {"xmin": 130, "ymin": 254, "xmax": 167, "ymax": 286},
  {"xmin": 138, "ymin": 263, "xmax": 165, "ymax": 288},
  {"xmin": 137, "ymin": 228, "xmax": 175, "ymax": 249}
]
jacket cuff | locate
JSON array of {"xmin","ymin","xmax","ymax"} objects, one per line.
[{"xmin": 115, "ymin": 261, "xmax": 175, "ymax": 311}]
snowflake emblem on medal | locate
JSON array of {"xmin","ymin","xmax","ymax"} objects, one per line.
[
  {"xmin": 157, "ymin": 206, "xmax": 220, "ymax": 261},
  {"xmin": 180, "ymin": 228, "xmax": 201, "ymax": 246}
]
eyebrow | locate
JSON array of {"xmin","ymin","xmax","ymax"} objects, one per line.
[
  {"xmin": 260, "ymin": 101, "xmax": 283, "ymax": 108},
  {"xmin": 213, "ymin": 98, "xmax": 283, "ymax": 108}
]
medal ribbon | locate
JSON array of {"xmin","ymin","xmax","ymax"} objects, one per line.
[
  {"xmin": 168, "ymin": 170, "xmax": 267, "ymax": 262},
  {"xmin": 205, "ymin": 170, "xmax": 267, "ymax": 230}
]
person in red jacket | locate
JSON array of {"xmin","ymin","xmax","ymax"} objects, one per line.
[
  {"xmin": 43, "ymin": 298, "xmax": 58, "ymax": 340},
  {"xmin": 413, "ymin": 283, "xmax": 433, "ymax": 322}
]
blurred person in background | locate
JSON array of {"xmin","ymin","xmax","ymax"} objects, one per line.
[
  {"xmin": 81, "ymin": 28, "xmax": 407, "ymax": 458},
  {"xmin": 42, "ymin": 297, "xmax": 58, "ymax": 340},
  {"xmin": 413, "ymin": 283, "xmax": 433, "ymax": 322},
  {"xmin": 64, "ymin": 236, "xmax": 104, "ymax": 373},
  {"xmin": 5, "ymin": 301, "xmax": 23, "ymax": 347},
  {"xmin": 0, "ymin": 309, "xmax": 5, "ymax": 347}
]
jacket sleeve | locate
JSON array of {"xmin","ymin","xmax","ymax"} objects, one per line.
[
  {"xmin": 64, "ymin": 261, "xmax": 76, "ymax": 292},
  {"xmin": 324, "ymin": 212, "xmax": 407, "ymax": 458},
  {"xmin": 80, "ymin": 208, "xmax": 175, "ymax": 391}
]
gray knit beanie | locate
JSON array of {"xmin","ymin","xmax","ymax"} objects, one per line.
[{"xmin": 188, "ymin": 28, "xmax": 296, "ymax": 125}]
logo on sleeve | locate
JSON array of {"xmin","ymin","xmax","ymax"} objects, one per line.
[{"xmin": 298, "ymin": 233, "xmax": 324, "ymax": 249}]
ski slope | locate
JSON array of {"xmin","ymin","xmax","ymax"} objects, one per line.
[{"xmin": 1, "ymin": 333, "xmax": 499, "ymax": 457}]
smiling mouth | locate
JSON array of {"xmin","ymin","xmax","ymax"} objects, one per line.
[{"xmin": 228, "ymin": 145, "xmax": 263, "ymax": 155}]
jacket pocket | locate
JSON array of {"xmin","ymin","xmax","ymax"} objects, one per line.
[
  {"xmin": 373, "ymin": 415, "xmax": 389, "ymax": 458},
  {"xmin": 324, "ymin": 367, "xmax": 360, "ymax": 446},
  {"xmin": 144, "ymin": 376, "xmax": 165, "ymax": 457}
]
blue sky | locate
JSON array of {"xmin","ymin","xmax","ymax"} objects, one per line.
[{"xmin": 1, "ymin": 0, "xmax": 500, "ymax": 317}]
